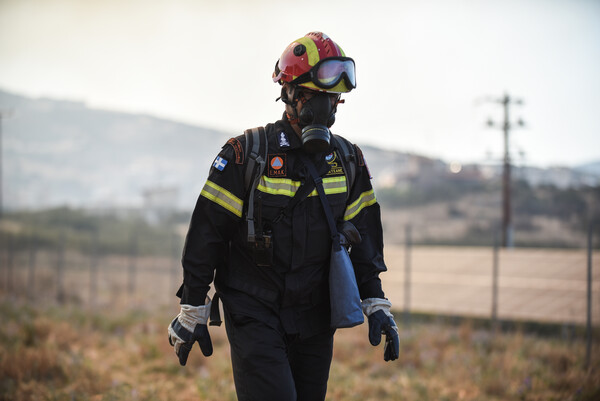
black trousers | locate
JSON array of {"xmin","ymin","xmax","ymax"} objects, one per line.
[{"xmin": 224, "ymin": 309, "xmax": 334, "ymax": 401}]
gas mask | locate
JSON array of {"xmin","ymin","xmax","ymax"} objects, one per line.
[
  {"xmin": 280, "ymin": 86, "xmax": 340, "ymax": 153},
  {"xmin": 298, "ymin": 92, "xmax": 339, "ymax": 153}
]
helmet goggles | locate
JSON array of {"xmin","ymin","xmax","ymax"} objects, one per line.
[{"xmin": 291, "ymin": 57, "xmax": 356, "ymax": 91}]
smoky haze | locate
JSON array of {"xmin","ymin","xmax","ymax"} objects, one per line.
[
  {"xmin": 1, "ymin": 89, "xmax": 598, "ymax": 213},
  {"xmin": 1, "ymin": 0, "xmax": 599, "ymax": 167}
]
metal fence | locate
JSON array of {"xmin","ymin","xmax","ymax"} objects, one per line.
[
  {"xmin": 0, "ymin": 233, "xmax": 182, "ymax": 309},
  {"xmin": 0, "ymin": 226, "xmax": 598, "ymax": 326}
]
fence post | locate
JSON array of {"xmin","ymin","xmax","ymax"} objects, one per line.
[
  {"xmin": 492, "ymin": 229, "xmax": 499, "ymax": 333},
  {"xmin": 56, "ymin": 230, "xmax": 66, "ymax": 304},
  {"xmin": 0, "ymin": 232, "xmax": 3, "ymax": 288},
  {"xmin": 27, "ymin": 233, "xmax": 37, "ymax": 300},
  {"xmin": 585, "ymin": 223, "xmax": 593, "ymax": 370},
  {"xmin": 90, "ymin": 230, "xmax": 99, "ymax": 308},
  {"xmin": 170, "ymin": 232, "xmax": 179, "ymax": 302},
  {"xmin": 128, "ymin": 231, "xmax": 137, "ymax": 302},
  {"xmin": 6, "ymin": 234, "xmax": 14, "ymax": 294},
  {"xmin": 403, "ymin": 224, "xmax": 412, "ymax": 328},
  {"xmin": 0, "ymin": 232, "xmax": 5, "ymax": 291}
]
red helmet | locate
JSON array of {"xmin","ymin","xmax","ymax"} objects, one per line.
[{"xmin": 273, "ymin": 32, "xmax": 356, "ymax": 93}]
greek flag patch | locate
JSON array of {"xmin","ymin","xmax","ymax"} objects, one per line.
[{"xmin": 213, "ymin": 156, "xmax": 228, "ymax": 171}]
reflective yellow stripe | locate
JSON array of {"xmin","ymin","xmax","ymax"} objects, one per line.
[
  {"xmin": 200, "ymin": 180, "xmax": 243, "ymax": 217},
  {"xmin": 319, "ymin": 176, "xmax": 347, "ymax": 195},
  {"xmin": 344, "ymin": 189, "xmax": 377, "ymax": 221},
  {"xmin": 258, "ymin": 176, "xmax": 347, "ymax": 197},
  {"xmin": 257, "ymin": 177, "xmax": 300, "ymax": 197}
]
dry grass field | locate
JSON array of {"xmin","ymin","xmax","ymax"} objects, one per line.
[{"xmin": 1, "ymin": 297, "xmax": 599, "ymax": 401}]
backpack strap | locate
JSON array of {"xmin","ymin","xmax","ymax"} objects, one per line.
[
  {"xmin": 210, "ymin": 127, "xmax": 266, "ymax": 327},
  {"xmin": 332, "ymin": 134, "xmax": 357, "ymax": 199},
  {"xmin": 244, "ymin": 127, "xmax": 268, "ymax": 242}
]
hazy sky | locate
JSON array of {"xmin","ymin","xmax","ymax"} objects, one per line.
[{"xmin": 1, "ymin": 0, "xmax": 599, "ymax": 167}]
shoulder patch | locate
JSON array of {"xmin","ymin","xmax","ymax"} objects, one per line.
[
  {"xmin": 212, "ymin": 156, "xmax": 228, "ymax": 171},
  {"xmin": 267, "ymin": 154, "xmax": 287, "ymax": 177},
  {"xmin": 226, "ymin": 137, "xmax": 244, "ymax": 165},
  {"xmin": 355, "ymin": 145, "xmax": 365, "ymax": 167},
  {"xmin": 355, "ymin": 145, "xmax": 372, "ymax": 179}
]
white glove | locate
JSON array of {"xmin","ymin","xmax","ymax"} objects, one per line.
[
  {"xmin": 168, "ymin": 297, "xmax": 213, "ymax": 365},
  {"xmin": 361, "ymin": 297, "xmax": 394, "ymax": 319},
  {"xmin": 362, "ymin": 298, "xmax": 399, "ymax": 361}
]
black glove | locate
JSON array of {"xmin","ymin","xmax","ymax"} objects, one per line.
[
  {"xmin": 168, "ymin": 303, "xmax": 213, "ymax": 366},
  {"xmin": 367, "ymin": 309, "xmax": 399, "ymax": 361}
]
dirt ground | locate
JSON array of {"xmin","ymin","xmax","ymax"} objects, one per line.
[{"xmin": 383, "ymin": 245, "xmax": 600, "ymax": 325}]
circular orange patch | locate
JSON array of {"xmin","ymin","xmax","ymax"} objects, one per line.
[{"xmin": 271, "ymin": 156, "xmax": 284, "ymax": 170}]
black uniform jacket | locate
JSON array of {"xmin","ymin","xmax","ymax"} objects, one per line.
[{"xmin": 179, "ymin": 117, "xmax": 387, "ymax": 338}]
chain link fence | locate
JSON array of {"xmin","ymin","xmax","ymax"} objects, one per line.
[{"xmin": 1, "ymin": 224, "xmax": 597, "ymax": 324}]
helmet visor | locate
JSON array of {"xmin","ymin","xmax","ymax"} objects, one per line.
[{"xmin": 291, "ymin": 57, "xmax": 356, "ymax": 91}]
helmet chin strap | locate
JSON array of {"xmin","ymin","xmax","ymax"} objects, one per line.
[{"xmin": 278, "ymin": 85, "xmax": 305, "ymax": 126}]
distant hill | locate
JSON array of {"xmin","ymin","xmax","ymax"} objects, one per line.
[
  {"xmin": 0, "ymin": 90, "xmax": 230, "ymax": 211},
  {"xmin": 575, "ymin": 161, "xmax": 600, "ymax": 177},
  {"xmin": 1, "ymin": 89, "xmax": 599, "ymax": 213}
]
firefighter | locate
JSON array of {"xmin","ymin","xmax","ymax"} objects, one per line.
[{"xmin": 168, "ymin": 32, "xmax": 399, "ymax": 401}]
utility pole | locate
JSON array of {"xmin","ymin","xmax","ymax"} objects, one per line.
[
  {"xmin": 0, "ymin": 110, "xmax": 15, "ymax": 220},
  {"xmin": 0, "ymin": 111, "xmax": 5, "ymax": 220},
  {"xmin": 486, "ymin": 93, "xmax": 525, "ymax": 248}
]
